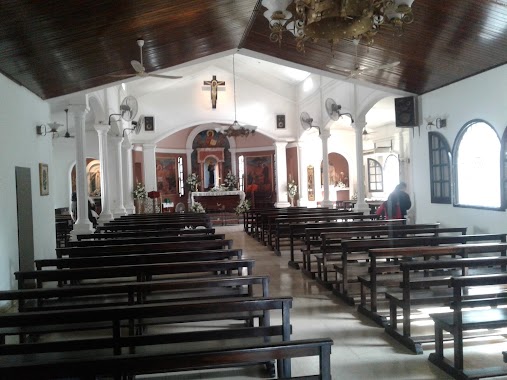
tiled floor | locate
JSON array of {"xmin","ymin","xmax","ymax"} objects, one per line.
[{"xmin": 142, "ymin": 225, "xmax": 507, "ymax": 379}]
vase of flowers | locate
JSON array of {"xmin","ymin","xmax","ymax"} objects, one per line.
[
  {"xmin": 133, "ymin": 182, "xmax": 147, "ymax": 213},
  {"xmin": 224, "ymin": 171, "xmax": 238, "ymax": 191},
  {"xmin": 191, "ymin": 201, "xmax": 205, "ymax": 213},
  {"xmin": 234, "ymin": 199, "xmax": 251, "ymax": 215},
  {"xmin": 287, "ymin": 180, "xmax": 298, "ymax": 207},
  {"xmin": 186, "ymin": 173, "xmax": 200, "ymax": 192}
]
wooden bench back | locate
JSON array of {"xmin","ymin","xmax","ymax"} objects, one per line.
[
  {"xmin": 68, "ymin": 233, "xmax": 225, "ymax": 247},
  {"xmin": 77, "ymin": 228, "xmax": 216, "ymax": 241}
]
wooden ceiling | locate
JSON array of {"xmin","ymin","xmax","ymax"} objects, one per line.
[{"xmin": 1, "ymin": 1, "xmax": 507, "ymax": 100}]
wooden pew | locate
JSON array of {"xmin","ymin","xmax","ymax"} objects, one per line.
[
  {"xmin": 56, "ymin": 239, "xmax": 233, "ymax": 258},
  {"xmin": 0, "ymin": 338, "xmax": 333, "ymax": 380},
  {"xmin": 15, "ymin": 259, "xmax": 255, "ymax": 289},
  {"xmin": 429, "ymin": 274, "xmax": 507, "ymax": 379},
  {"xmin": 96, "ymin": 219, "xmax": 212, "ymax": 231},
  {"xmin": 76, "ymin": 228, "xmax": 216, "ymax": 241},
  {"xmin": 2, "ymin": 275, "xmax": 268, "ymax": 312},
  {"xmin": 385, "ymin": 256, "xmax": 507, "ymax": 353},
  {"xmin": 333, "ymin": 234, "xmax": 507, "ymax": 306},
  {"xmin": 360, "ymin": 241, "xmax": 507, "ymax": 325},
  {"xmin": 0, "ymin": 296, "xmax": 293, "ymax": 377},
  {"xmin": 313, "ymin": 227, "xmax": 468, "ymax": 285},
  {"xmin": 68, "ymin": 233, "xmax": 226, "ymax": 247}
]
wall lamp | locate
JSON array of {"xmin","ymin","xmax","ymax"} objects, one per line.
[
  {"xmin": 36, "ymin": 122, "xmax": 62, "ymax": 137},
  {"xmin": 425, "ymin": 116, "xmax": 447, "ymax": 130}
]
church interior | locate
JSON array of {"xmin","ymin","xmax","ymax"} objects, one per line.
[{"xmin": 1, "ymin": 1, "xmax": 507, "ymax": 379}]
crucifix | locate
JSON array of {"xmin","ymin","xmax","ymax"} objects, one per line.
[{"xmin": 203, "ymin": 75, "xmax": 225, "ymax": 109}]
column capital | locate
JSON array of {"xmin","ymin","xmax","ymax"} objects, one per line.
[
  {"xmin": 110, "ymin": 135, "xmax": 124, "ymax": 144},
  {"xmin": 320, "ymin": 129, "xmax": 331, "ymax": 139},
  {"xmin": 142, "ymin": 143, "xmax": 157, "ymax": 151},
  {"xmin": 354, "ymin": 118, "xmax": 367, "ymax": 129},
  {"xmin": 273, "ymin": 141, "xmax": 288, "ymax": 149},
  {"xmin": 68, "ymin": 104, "xmax": 89, "ymax": 115},
  {"xmin": 122, "ymin": 138, "xmax": 133, "ymax": 149},
  {"xmin": 94, "ymin": 124, "xmax": 110, "ymax": 134}
]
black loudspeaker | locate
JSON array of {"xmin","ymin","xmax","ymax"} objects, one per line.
[
  {"xmin": 394, "ymin": 96, "xmax": 418, "ymax": 127},
  {"xmin": 276, "ymin": 115, "xmax": 286, "ymax": 129}
]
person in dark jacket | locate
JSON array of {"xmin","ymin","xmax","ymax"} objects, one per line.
[{"xmin": 386, "ymin": 182, "xmax": 411, "ymax": 219}]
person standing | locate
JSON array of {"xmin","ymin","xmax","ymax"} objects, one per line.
[{"xmin": 387, "ymin": 182, "xmax": 411, "ymax": 219}]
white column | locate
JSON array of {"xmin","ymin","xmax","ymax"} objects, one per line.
[
  {"xmin": 297, "ymin": 141, "xmax": 309, "ymax": 206},
  {"xmin": 94, "ymin": 124, "xmax": 113, "ymax": 224},
  {"xmin": 122, "ymin": 136, "xmax": 135, "ymax": 214},
  {"xmin": 143, "ymin": 144, "xmax": 157, "ymax": 191},
  {"xmin": 110, "ymin": 136, "xmax": 127, "ymax": 217},
  {"xmin": 70, "ymin": 105, "xmax": 94, "ymax": 239},
  {"xmin": 353, "ymin": 118, "xmax": 370, "ymax": 214},
  {"xmin": 274, "ymin": 141, "xmax": 290, "ymax": 208},
  {"xmin": 230, "ymin": 148, "xmax": 237, "ymax": 177},
  {"xmin": 320, "ymin": 130, "xmax": 334, "ymax": 208}
]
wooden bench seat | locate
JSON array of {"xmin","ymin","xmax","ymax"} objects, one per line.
[
  {"xmin": 68, "ymin": 233, "xmax": 226, "ymax": 247},
  {"xmin": 428, "ymin": 274, "xmax": 507, "ymax": 379},
  {"xmin": 56, "ymin": 239, "xmax": 233, "ymax": 258},
  {"xmin": 0, "ymin": 338, "xmax": 333, "ymax": 380},
  {"xmin": 76, "ymin": 227, "xmax": 216, "ymax": 241},
  {"xmin": 15, "ymin": 259, "xmax": 255, "ymax": 289}
]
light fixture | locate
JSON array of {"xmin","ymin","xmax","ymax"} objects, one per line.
[
  {"xmin": 36, "ymin": 122, "xmax": 62, "ymax": 137},
  {"xmin": 262, "ymin": 0, "xmax": 415, "ymax": 51},
  {"xmin": 425, "ymin": 116, "xmax": 447, "ymax": 130},
  {"xmin": 219, "ymin": 54, "xmax": 257, "ymax": 138}
]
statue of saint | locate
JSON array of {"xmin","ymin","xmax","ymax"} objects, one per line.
[{"xmin": 208, "ymin": 163, "xmax": 215, "ymax": 187}]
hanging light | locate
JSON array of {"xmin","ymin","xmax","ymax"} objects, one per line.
[
  {"xmin": 220, "ymin": 54, "xmax": 257, "ymax": 138},
  {"xmin": 262, "ymin": 0, "xmax": 415, "ymax": 51}
]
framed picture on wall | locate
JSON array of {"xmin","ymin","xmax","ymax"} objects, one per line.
[
  {"xmin": 39, "ymin": 163, "xmax": 49, "ymax": 196},
  {"xmin": 245, "ymin": 155, "xmax": 274, "ymax": 193},
  {"xmin": 155, "ymin": 155, "xmax": 178, "ymax": 194}
]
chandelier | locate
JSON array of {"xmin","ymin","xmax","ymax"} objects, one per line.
[
  {"xmin": 218, "ymin": 54, "xmax": 257, "ymax": 138},
  {"xmin": 262, "ymin": 0, "xmax": 415, "ymax": 51}
]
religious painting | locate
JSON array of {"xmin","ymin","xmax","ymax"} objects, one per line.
[
  {"xmin": 39, "ymin": 163, "xmax": 49, "ymax": 196},
  {"xmin": 156, "ymin": 155, "xmax": 178, "ymax": 194},
  {"xmin": 87, "ymin": 161, "xmax": 101, "ymax": 197},
  {"xmin": 245, "ymin": 155, "xmax": 273, "ymax": 193},
  {"xmin": 191, "ymin": 129, "xmax": 232, "ymax": 178},
  {"xmin": 307, "ymin": 165, "xmax": 315, "ymax": 201},
  {"xmin": 321, "ymin": 152, "xmax": 349, "ymax": 188}
]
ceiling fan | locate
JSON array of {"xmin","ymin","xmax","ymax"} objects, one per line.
[
  {"xmin": 110, "ymin": 39, "xmax": 183, "ymax": 80},
  {"xmin": 326, "ymin": 39, "xmax": 400, "ymax": 79}
]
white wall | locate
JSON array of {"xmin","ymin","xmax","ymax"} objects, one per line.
[
  {"xmin": 414, "ymin": 64, "xmax": 507, "ymax": 232},
  {"xmin": 0, "ymin": 73, "xmax": 55, "ymax": 296}
]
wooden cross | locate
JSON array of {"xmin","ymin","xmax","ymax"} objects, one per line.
[{"xmin": 203, "ymin": 75, "xmax": 225, "ymax": 109}]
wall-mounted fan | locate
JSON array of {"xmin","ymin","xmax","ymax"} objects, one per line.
[
  {"xmin": 300, "ymin": 111, "xmax": 320, "ymax": 133},
  {"xmin": 110, "ymin": 39, "xmax": 183, "ymax": 80},
  {"xmin": 326, "ymin": 39, "xmax": 399, "ymax": 79},
  {"xmin": 62, "ymin": 108, "xmax": 75, "ymax": 138},
  {"xmin": 120, "ymin": 95, "xmax": 138, "ymax": 122},
  {"xmin": 123, "ymin": 114, "xmax": 144, "ymax": 137},
  {"xmin": 325, "ymin": 98, "xmax": 354, "ymax": 123}
]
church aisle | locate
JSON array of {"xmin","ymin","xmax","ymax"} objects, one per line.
[{"xmin": 216, "ymin": 225, "xmax": 452, "ymax": 380}]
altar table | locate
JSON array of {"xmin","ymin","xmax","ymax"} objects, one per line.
[{"xmin": 191, "ymin": 191, "xmax": 245, "ymax": 213}]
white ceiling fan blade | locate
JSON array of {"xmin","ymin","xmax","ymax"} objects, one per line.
[
  {"xmin": 326, "ymin": 64, "xmax": 352, "ymax": 73},
  {"xmin": 147, "ymin": 73, "xmax": 183, "ymax": 79},
  {"xmin": 358, "ymin": 61, "xmax": 401, "ymax": 75},
  {"xmin": 131, "ymin": 60, "xmax": 144, "ymax": 73},
  {"xmin": 108, "ymin": 74, "xmax": 136, "ymax": 78}
]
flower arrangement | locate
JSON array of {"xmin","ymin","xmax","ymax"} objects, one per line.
[
  {"xmin": 133, "ymin": 182, "xmax": 147, "ymax": 199},
  {"xmin": 234, "ymin": 199, "xmax": 251, "ymax": 215},
  {"xmin": 287, "ymin": 180, "xmax": 298, "ymax": 199},
  {"xmin": 224, "ymin": 171, "xmax": 238, "ymax": 191},
  {"xmin": 191, "ymin": 201, "xmax": 205, "ymax": 213},
  {"xmin": 186, "ymin": 173, "xmax": 200, "ymax": 192}
]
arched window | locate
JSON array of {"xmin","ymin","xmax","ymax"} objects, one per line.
[
  {"xmin": 428, "ymin": 132, "xmax": 452, "ymax": 204},
  {"xmin": 367, "ymin": 158, "xmax": 383, "ymax": 192},
  {"xmin": 453, "ymin": 120, "xmax": 501, "ymax": 209},
  {"xmin": 238, "ymin": 155, "xmax": 245, "ymax": 191},
  {"xmin": 383, "ymin": 154, "xmax": 400, "ymax": 195}
]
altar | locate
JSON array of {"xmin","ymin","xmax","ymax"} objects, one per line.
[{"xmin": 191, "ymin": 190, "xmax": 245, "ymax": 213}]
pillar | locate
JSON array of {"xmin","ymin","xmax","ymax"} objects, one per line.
[
  {"xmin": 320, "ymin": 130, "xmax": 334, "ymax": 208},
  {"xmin": 230, "ymin": 147, "xmax": 237, "ymax": 178},
  {"xmin": 110, "ymin": 136, "xmax": 127, "ymax": 217},
  {"xmin": 70, "ymin": 104, "xmax": 94, "ymax": 239},
  {"xmin": 94, "ymin": 124, "xmax": 113, "ymax": 224},
  {"xmin": 142, "ymin": 144, "xmax": 157, "ymax": 192},
  {"xmin": 353, "ymin": 118, "xmax": 370, "ymax": 214},
  {"xmin": 297, "ymin": 141, "xmax": 309, "ymax": 206},
  {"xmin": 274, "ymin": 141, "xmax": 290, "ymax": 208},
  {"xmin": 122, "ymin": 136, "xmax": 135, "ymax": 214}
]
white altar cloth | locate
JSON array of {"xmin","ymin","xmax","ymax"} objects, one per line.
[{"xmin": 191, "ymin": 190, "xmax": 245, "ymax": 206}]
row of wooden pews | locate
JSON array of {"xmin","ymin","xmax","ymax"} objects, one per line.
[
  {"xmin": 252, "ymin": 208, "xmax": 507, "ymax": 379},
  {"xmin": 0, "ymin": 212, "xmax": 333, "ymax": 379}
]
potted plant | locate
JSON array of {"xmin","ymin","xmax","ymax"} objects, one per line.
[
  {"xmin": 234, "ymin": 199, "xmax": 251, "ymax": 215},
  {"xmin": 224, "ymin": 171, "xmax": 238, "ymax": 191},
  {"xmin": 133, "ymin": 182, "xmax": 147, "ymax": 213},
  {"xmin": 191, "ymin": 201, "xmax": 205, "ymax": 213},
  {"xmin": 186, "ymin": 173, "xmax": 200, "ymax": 192},
  {"xmin": 287, "ymin": 180, "xmax": 298, "ymax": 207}
]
